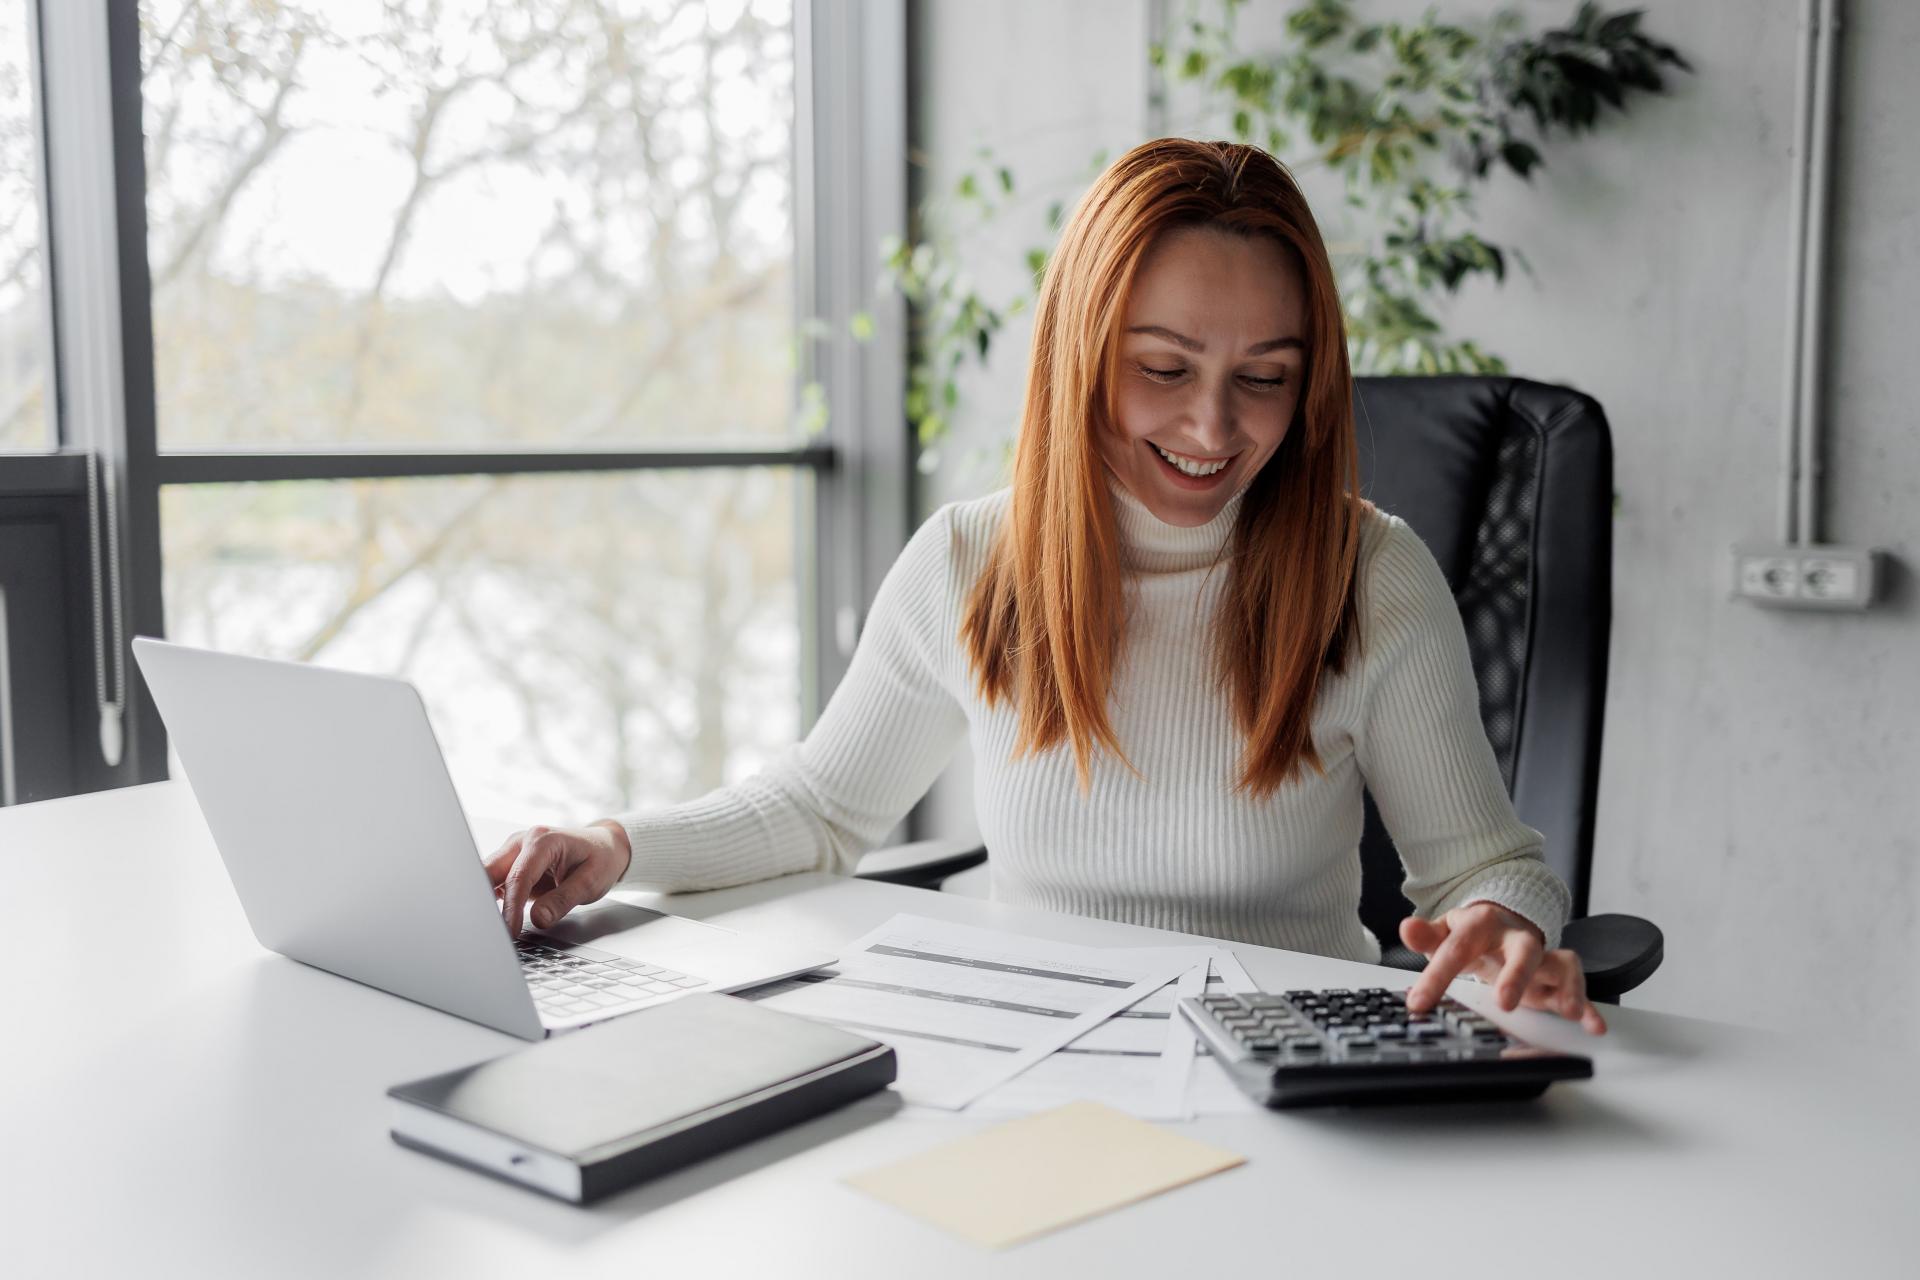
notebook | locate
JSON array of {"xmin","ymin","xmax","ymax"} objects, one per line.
[{"xmin": 388, "ymin": 992, "xmax": 896, "ymax": 1203}]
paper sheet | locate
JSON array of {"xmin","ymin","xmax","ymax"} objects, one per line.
[
  {"xmin": 1185, "ymin": 949, "xmax": 1269, "ymax": 1114},
  {"xmin": 844, "ymin": 1100, "xmax": 1246, "ymax": 1249},
  {"xmin": 967, "ymin": 946, "xmax": 1217, "ymax": 1120},
  {"xmin": 751, "ymin": 914, "xmax": 1193, "ymax": 1109}
]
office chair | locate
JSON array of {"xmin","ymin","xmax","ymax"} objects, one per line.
[{"xmin": 857, "ymin": 375, "xmax": 1664, "ymax": 1003}]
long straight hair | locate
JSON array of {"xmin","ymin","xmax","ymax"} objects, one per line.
[{"xmin": 960, "ymin": 138, "xmax": 1364, "ymax": 797}]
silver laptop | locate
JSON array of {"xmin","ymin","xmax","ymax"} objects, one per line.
[{"xmin": 132, "ymin": 637, "xmax": 836, "ymax": 1040}]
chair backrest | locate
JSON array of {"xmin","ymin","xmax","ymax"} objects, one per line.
[{"xmin": 1351, "ymin": 375, "xmax": 1613, "ymax": 943}]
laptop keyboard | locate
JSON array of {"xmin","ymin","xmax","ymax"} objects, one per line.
[{"xmin": 514, "ymin": 936, "xmax": 707, "ymax": 1020}]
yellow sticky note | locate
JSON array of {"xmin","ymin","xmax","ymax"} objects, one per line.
[{"xmin": 843, "ymin": 1101, "xmax": 1246, "ymax": 1249}]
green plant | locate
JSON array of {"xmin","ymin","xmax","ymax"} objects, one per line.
[
  {"xmin": 1171, "ymin": 0, "xmax": 1690, "ymax": 374},
  {"xmin": 841, "ymin": 0, "xmax": 1691, "ymax": 467},
  {"xmin": 877, "ymin": 146, "xmax": 1097, "ymax": 474}
]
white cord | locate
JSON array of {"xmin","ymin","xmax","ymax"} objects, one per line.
[
  {"xmin": 0, "ymin": 584, "xmax": 16, "ymax": 805},
  {"xmin": 85, "ymin": 450, "xmax": 126, "ymax": 767}
]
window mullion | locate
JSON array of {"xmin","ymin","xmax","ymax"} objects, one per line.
[
  {"xmin": 797, "ymin": 0, "xmax": 910, "ymax": 724},
  {"xmin": 152, "ymin": 445, "xmax": 836, "ymax": 487},
  {"xmin": 36, "ymin": 0, "xmax": 165, "ymax": 786}
]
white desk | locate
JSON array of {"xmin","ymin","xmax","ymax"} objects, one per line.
[{"xmin": 2, "ymin": 782, "xmax": 1912, "ymax": 1278}]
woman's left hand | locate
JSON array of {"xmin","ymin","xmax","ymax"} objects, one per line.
[{"xmin": 1399, "ymin": 902, "xmax": 1608, "ymax": 1035}]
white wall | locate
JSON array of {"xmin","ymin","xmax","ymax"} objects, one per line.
[
  {"xmin": 907, "ymin": 0, "xmax": 1157, "ymax": 846},
  {"xmin": 908, "ymin": 0, "xmax": 1919, "ymax": 1047}
]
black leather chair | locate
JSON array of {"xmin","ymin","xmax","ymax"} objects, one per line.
[{"xmin": 857, "ymin": 375, "xmax": 1663, "ymax": 1002}]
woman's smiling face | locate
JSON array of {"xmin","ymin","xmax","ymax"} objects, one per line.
[{"xmin": 1097, "ymin": 224, "xmax": 1308, "ymax": 527}]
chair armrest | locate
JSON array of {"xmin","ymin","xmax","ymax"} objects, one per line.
[
  {"xmin": 853, "ymin": 839, "xmax": 988, "ymax": 890},
  {"xmin": 1560, "ymin": 912, "xmax": 1664, "ymax": 1003}
]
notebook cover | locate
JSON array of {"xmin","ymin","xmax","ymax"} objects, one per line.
[{"xmin": 388, "ymin": 992, "xmax": 895, "ymax": 1201}]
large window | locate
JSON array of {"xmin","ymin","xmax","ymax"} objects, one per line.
[
  {"xmin": 0, "ymin": 0, "xmax": 48, "ymax": 452},
  {"xmin": 162, "ymin": 469, "xmax": 803, "ymax": 818},
  {"xmin": 143, "ymin": 0, "xmax": 798, "ymax": 450},
  {"xmin": 0, "ymin": 1, "xmax": 908, "ymax": 817},
  {"xmin": 144, "ymin": 0, "xmax": 807, "ymax": 819}
]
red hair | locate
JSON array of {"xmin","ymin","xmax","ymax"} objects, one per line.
[{"xmin": 960, "ymin": 138, "xmax": 1364, "ymax": 796}]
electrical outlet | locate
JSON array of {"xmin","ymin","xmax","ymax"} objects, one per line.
[
  {"xmin": 1734, "ymin": 553, "xmax": 1800, "ymax": 600},
  {"xmin": 1732, "ymin": 545, "xmax": 1880, "ymax": 610},
  {"xmin": 1800, "ymin": 556, "xmax": 1861, "ymax": 603}
]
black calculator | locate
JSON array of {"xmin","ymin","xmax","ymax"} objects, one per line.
[{"xmin": 1178, "ymin": 987, "xmax": 1592, "ymax": 1108}]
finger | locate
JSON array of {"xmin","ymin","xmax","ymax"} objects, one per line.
[
  {"xmin": 484, "ymin": 831, "xmax": 527, "ymax": 889},
  {"xmin": 499, "ymin": 828, "xmax": 555, "ymax": 940},
  {"xmin": 1406, "ymin": 917, "xmax": 1492, "ymax": 1011},
  {"xmin": 1492, "ymin": 931, "xmax": 1543, "ymax": 1012},
  {"xmin": 530, "ymin": 859, "xmax": 600, "ymax": 930},
  {"xmin": 1520, "ymin": 955, "xmax": 1608, "ymax": 1034},
  {"xmin": 1552, "ymin": 958, "xmax": 1608, "ymax": 1035},
  {"xmin": 1399, "ymin": 914, "xmax": 1448, "ymax": 956}
]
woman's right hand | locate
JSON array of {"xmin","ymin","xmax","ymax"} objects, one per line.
[{"xmin": 486, "ymin": 820, "xmax": 633, "ymax": 940}]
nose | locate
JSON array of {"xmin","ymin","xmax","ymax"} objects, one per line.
[{"xmin": 1185, "ymin": 380, "xmax": 1235, "ymax": 453}]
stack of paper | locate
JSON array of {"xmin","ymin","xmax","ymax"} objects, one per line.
[{"xmin": 747, "ymin": 913, "xmax": 1265, "ymax": 1118}]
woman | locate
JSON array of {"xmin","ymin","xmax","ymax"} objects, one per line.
[{"xmin": 490, "ymin": 138, "xmax": 1607, "ymax": 1036}]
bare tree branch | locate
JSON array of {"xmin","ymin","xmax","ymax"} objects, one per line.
[{"xmin": 150, "ymin": 34, "xmax": 305, "ymax": 290}]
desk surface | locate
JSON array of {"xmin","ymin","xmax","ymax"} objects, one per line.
[{"xmin": 2, "ymin": 782, "xmax": 1912, "ymax": 1279}]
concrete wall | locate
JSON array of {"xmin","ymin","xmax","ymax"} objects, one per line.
[{"xmin": 907, "ymin": 0, "xmax": 1919, "ymax": 1047}]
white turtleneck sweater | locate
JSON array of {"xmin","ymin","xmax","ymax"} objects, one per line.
[{"xmin": 614, "ymin": 479, "xmax": 1570, "ymax": 961}]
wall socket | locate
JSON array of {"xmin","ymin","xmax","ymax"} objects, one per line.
[{"xmin": 1731, "ymin": 544, "xmax": 1881, "ymax": 610}]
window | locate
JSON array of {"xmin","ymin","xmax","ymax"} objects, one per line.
[
  {"xmin": 0, "ymin": 0, "xmax": 907, "ymax": 817},
  {"xmin": 143, "ymin": 0, "xmax": 810, "ymax": 817},
  {"xmin": 143, "ymin": 0, "xmax": 799, "ymax": 450},
  {"xmin": 0, "ymin": 0, "xmax": 49, "ymax": 452},
  {"xmin": 162, "ymin": 468, "xmax": 804, "ymax": 817}
]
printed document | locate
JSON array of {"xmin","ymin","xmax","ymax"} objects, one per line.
[
  {"xmin": 968, "ymin": 946, "xmax": 1217, "ymax": 1120},
  {"xmin": 752, "ymin": 914, "xmax": 1194, "ymax": 1110}
]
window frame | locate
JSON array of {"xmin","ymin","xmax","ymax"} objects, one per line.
[{"xmin": 2, "ymin": 0, "xmax": 910, "ymax": 796}]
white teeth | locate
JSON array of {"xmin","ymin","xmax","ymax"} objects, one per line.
[{"xmin": 1154, "ymin": 444, "xmax": 1230, "ymax": 477}]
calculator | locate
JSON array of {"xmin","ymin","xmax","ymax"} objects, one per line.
[{"xmin": 1178, "ymin": 986, "xmax": 1592, "ymax": 1108}]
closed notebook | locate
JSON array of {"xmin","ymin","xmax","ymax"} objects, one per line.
[{"xmin": 388, "ymin": 992, "xmax": 896, "ymax": 1203}]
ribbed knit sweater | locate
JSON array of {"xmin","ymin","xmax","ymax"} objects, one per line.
[{"xmin": 614, "ymin": 478, "xmax": 1570, "ymax": 961}]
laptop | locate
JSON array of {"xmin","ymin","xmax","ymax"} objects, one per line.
[{"xmin": 132, "ymin": 637, "xmax": 836, "ymax": 1040}]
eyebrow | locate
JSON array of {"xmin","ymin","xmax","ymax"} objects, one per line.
[{"xmin": 1125, "ymin": 325, "xmax": 1304, "ymax": 355}]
